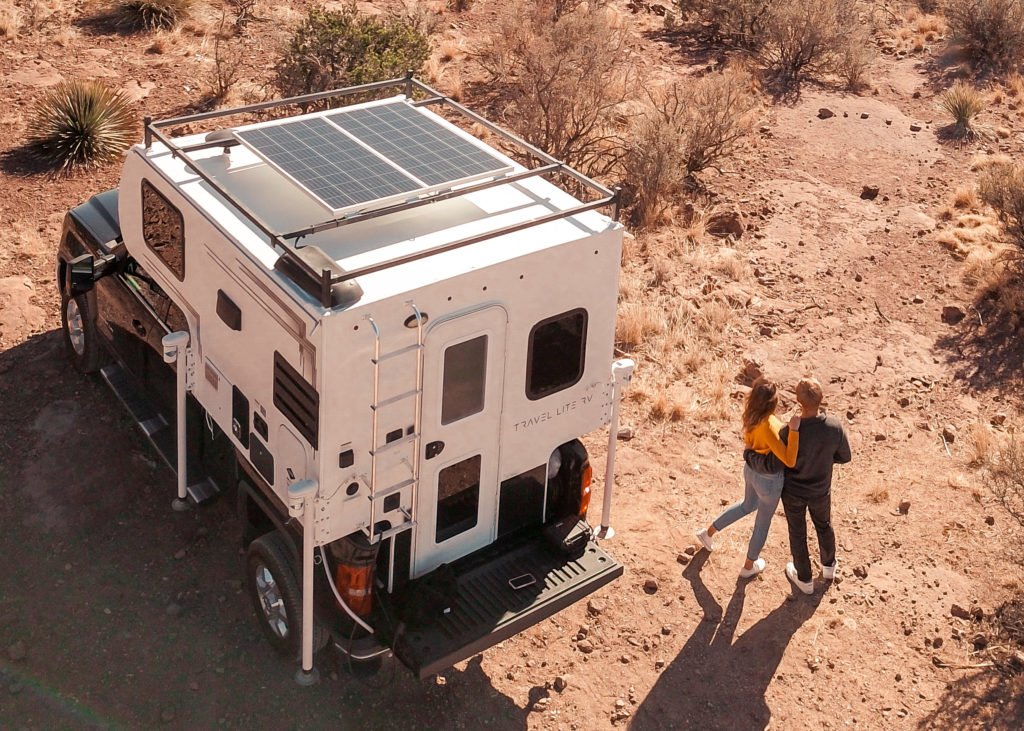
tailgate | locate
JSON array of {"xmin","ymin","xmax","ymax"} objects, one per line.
[{"xmin": 393, "ymin": 529, "xmax": 622, "ymax": 679}]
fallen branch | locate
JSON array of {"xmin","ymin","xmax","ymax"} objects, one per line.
[
  {"xmin": 932, "ymin": 656, "xmax": 994, "ymax": 670},
  {"xmin": 940, "ymin": 432, "xmax": 952, "ymax": 457},
  {"xmin": 874, "ymin": 300, "xmax": 891, "ymax": 324}
]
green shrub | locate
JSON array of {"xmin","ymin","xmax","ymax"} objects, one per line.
[
  {"xmin": 944, "ymin": 0, "xmax": 1024, "ymax": 69},
  {"xmin": 275, "ymin": 4, "xmax": 430, "ymax": 104},
  {"xmin": 118, "ymin": 0, "xmax": 193, "ymax": 30},
  {"xmin": 940, "ymin": 80, "xmax": 985, "ymax": 136},
  {"xmin": 27, "ymin": 79, "xmax": 137, "ymax": 171}
]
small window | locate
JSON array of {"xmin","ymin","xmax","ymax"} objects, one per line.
[
  {"xmin": 441, "ymin": 335, "xmax": 487, "ymax": 425},
  {"xmin": 436, "ymin": 455, "xmax": 481, "ymax": 543},
  {"xmin": 141, "ymin": 180, "xmax": 185, "ymax": 281},
  {"xmin": 526, "ymin": 309, "xmax": 587, "ymax": 400}
]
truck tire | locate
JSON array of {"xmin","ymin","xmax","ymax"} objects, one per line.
[
  {"xmin": 61, "ymin": 293, "xmax": 104, "ymax": 373},
  {"xmin": 245, "ymin": 530, "xmax": 329, "ymax": 660}
]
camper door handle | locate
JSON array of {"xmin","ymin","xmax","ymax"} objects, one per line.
[{"xmin": 425, "ymin": 441, "xmax": 445, "ymax": 460}]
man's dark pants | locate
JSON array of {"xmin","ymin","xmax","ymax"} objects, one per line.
[{"xmin": 781, "ymin": 491, "xmax": 835, "ymax": 583}]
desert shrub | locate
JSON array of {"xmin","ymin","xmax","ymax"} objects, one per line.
[
  {"xmin": 621, "ymin": 69, "xmax": 757, "ymax": 228},
  {"xmin": 979, "ymin": 161, "xmax": 1024, "ymax": 251},
  {"xmin": 759, "ymin": 0, "xmax": 861, "ymax": 88},
  {"xmin": 940, "ymin": 80, "xmax": 985, "ymax": 136},
  {"xmin": 27, "ymin": 79, "xmax": 137, "ymax": 170},
  {"xmin": 0, "ymin": 4, "xmax": 19, "ymax": 37},
  {"xmin": 676, "ymin": 0, "xmax": 772, "ymax": 48},
  {"xmin": 275, "ymin": 4, "xmax": 430, "ymax": 104},
  {"xmin": 226, "ymin": 0, "xmax": 258, "ymax": 30},
  {"xmin": 118, "ymin": 0, "xmax": 193, "ymax": 30},
  {"xmin": 988, "ymin": 437, "xmax": 1024, "ymax": 527},
  {"xmin": 944, "ymin": 0, "xmax": 1024, "ymax": 69},
  {"xmin": 479, "ymin": 4, "xmax": 629, "ymax": 178}
]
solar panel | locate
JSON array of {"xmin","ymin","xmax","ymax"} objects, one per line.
[
  {"xmin": 327, "ymin": 103, "xmax": 509, "ymax": 187},
  {"xmin": 235, "ymin": 117, "xmax": 420, "ymax": 210}
]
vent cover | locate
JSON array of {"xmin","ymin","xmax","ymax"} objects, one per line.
[{"xmin": 273, "ymin": 352, "xmax": 319, "ymax": 449}]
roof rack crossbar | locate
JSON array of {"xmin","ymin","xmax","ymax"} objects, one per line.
[
  {"xmin": 332, "ymin": 193, "xmax": 616, "ymax": 283},
  {"xmin": 282, "ymin": 162, "xmax": 564, "ymax": 240}
]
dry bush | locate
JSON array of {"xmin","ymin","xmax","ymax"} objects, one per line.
[
  {"xmin": 944, "ymin": 0, "xmax": 1024, "ymax": 70},
  {"xmin": 940, "ymin": 80, "xmax": 985, "ymax": 137},
  {"xmin": 758, "ymin": 0, "xmax": 862, "ymax": 89},
  {"xmin": 1007, "ymin": 72, "xmax": 1024, "ymax": 98},
  {"xmin": 0, "ymin": 3, "xmax": 19, "ymax": 36},
  {"xmin": 869, "ymin": 485, "xmax": 889, "ymax": 503},
  {"xmin": 621, "ymin": 69, "xmax": 757, "ymax": 228},
  {"xmin": 987, "ymin": 437, "xmax": 1024, "ymax": 527},
  {"xmin": 225, "ymin": 0, "xmax": 257, "ymax": 30},
  {"xmin": 979, "ymin": 161, "xmax": 1024, "ymax": 252},
  {"xmin": 953, "ymin": 183, "xmax": 981, "ymax": 209},
  {"xmin": 835, "ymin": 28, "xmax": 874, "ymax": 90},
  {"xmin": 479, "ymin": 4, "xmax": 630, "ymax": 178},
  {"xmin": 677, "ymin": 0, "xmax": 772, "ymax": 48},
  {"xmin": 207, "ymin": 14, "xmax": 245, "ymax": 102}
]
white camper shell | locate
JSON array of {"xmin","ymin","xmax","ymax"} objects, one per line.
[{"xmin": 58, "ymin": 77, "xmax": 630, "ymax": 681}]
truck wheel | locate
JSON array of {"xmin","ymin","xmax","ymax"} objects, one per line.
[
  {"xmin": 61, "ymin": 293, "xmax": 104, "ymax": 373},
  {"xmin": 245, "ymin": 531, "xmax": 329, "ymax": 660}
]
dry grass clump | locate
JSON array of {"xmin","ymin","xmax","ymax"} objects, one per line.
[
  {"xmin": 940, "ymin": 80, "xmax": 985, "ymax": 137},
  {"xmin": 945, "ymin": 0, "xmax": 1024, "ymax": 70},
  {"xmin": 118, "ymin": 0, "xmax": 193, "ymax": 30},
  {"xmin": 0, "ymin": 2, "xmax": 20, "ymax": 36}
]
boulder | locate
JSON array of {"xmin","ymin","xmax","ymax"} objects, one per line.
[
  {"xmin": 941, "ymin": 305, "xmax": 966, "ymax": 325},
  {"xmin": 706, "ymin": 207, "xmax": 744, "ymax": 239},
  {"xmin": 818, "ymin": 108, "xmax": 836, "ymax": 119}
]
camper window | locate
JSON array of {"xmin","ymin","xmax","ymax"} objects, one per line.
[
  {"xmin": 140, "ymin": 180, "xmax": 185, "ymax": 281},
  {"xmin": 441, "ymin": 335, "xmax": 488, "ymax": 425},
  {"xmin": 526, "ymin": 309, "xmax": 587, "ymax": 400},
  {"xmin": 436, "ymin": 454, "xmax": 481, "ymax": 542}
]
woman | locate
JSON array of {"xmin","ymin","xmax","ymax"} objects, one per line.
[{"xmin": 696, "ymin": 377, "xmax": 800, "ymax": 578}]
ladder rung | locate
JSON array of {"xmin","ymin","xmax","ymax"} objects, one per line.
[
  {"xmin": 369, "ymin": 478, "xmax": 416, "ymax": 500},
  {"xmin": 371, "ymin": 389, "xmax": 421, "ymax": 411},
  {"xmin": 370, "ymin": 433, "xmax": 420, "ymax": 456},
  {"xmin": 373, "ymin": 343, "xmax": 423, "ymax": 364},
  {"xmin": 374, "ymin": 521, "xmax": 416, "ymax": 543}
]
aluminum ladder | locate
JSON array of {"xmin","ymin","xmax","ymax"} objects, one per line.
[{"xmin": 363, "ymin": 304, "xmax": 424, "ymax": 550}]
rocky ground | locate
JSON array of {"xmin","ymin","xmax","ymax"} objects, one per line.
[{"xmin": 1, "ymin": 1, "xmax": 1023, "ymax": 729}]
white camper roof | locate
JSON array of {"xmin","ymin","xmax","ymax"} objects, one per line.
[{"xmin": 141, "ymin": 78, "xmax": 620, "ymax": 308}]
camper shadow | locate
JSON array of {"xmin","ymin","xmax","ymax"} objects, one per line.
[{"xmin": 631, "ymin": 552, "xmax": 824, "ymax": 731}]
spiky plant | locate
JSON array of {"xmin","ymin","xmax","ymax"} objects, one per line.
[
  {"xmin": 119, "ymin": 0, "xmax": 193, "ymax": 30},
  {"xmin": 941, "ymin": 80, "xmax": 985, "ymax": 137},
  {"xmin": 27, "ymin": 79, "xmax": 137, "ymax": 171}
]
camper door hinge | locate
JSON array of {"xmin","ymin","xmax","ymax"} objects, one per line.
[{"xmin": 184, "ymin": 348, "xmax": 197, "ymax": 391}]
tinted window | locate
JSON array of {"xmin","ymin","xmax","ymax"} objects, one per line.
[
  {"xmin": 141, "ymin": 180, "xmax": 185, "ymax": 281},
  {"xmin": 436, "ymin": 455, "xmax": 481, "ymax": 542},
  {"xmin": 526, "ymin": 309, "xmax": 587, "ymax": 400},
  {"xmin": 441, "ymin": 335, "xmax": 487, "ymax": 425}
]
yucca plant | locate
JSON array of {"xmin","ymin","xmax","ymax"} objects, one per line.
[
  {"xmin": 940, "ymin": 80, "xmax": 985, "ymax": 137},
  {"xmin": 119, "ymin": 0, "xmax": 193, "ymax": 30},
  {"xmin": 27, "ymin": 79, "xmax": 137, "ymax": 171}
]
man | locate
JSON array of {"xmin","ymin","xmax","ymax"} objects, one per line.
[{"xmin": 746, "ymin": 377, "xmax": 851, "ymax": 594}]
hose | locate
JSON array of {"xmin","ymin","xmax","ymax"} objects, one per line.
[{"xmin": 318, "ymin": 545, "xmax": 375, "ymax": 635}]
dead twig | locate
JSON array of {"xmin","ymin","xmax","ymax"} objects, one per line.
[
  {"xmin": 932, "ymin": 656, "xmax": 995, "ymax": 670},
  {"xmin": 941, "ymin": 432, "xmax": 952, "ymax": 457},
  {"xmin": 874, "ymin": 300, "xmax": 891, "ymax": 324}
]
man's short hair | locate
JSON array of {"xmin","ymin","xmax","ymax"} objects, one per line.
[{"xmin": 796, "ymin": 377, "xmax": 823, "ymax": 409}]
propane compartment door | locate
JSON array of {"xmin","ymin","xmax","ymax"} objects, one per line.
[{"xmin": 413, "ymin": 306, "xmax": 507, "ymax": 579}]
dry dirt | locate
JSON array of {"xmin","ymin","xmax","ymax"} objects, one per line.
[{"xmin": 1, "ymin": 2, "xmax": 1023, "ymax": 730}]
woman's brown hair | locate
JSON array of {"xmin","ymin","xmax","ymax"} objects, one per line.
[{"xmin": 742, "ymin": 377, "xmax": 779, "ymax": 434}]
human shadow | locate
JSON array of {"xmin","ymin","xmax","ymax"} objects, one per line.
[{"xmin": 631, "ymin": 552, "xmax": 824, "ymax": 730}]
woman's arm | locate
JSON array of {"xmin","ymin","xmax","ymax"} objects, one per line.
[{"xmin": 763, "ymin": 417, "xmax": 799, "ymax": 468}]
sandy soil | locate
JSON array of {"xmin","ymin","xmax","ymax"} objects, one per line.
[{"xmin": 1, "ymin": 1, "xmax": 1023, "ymax": 729}]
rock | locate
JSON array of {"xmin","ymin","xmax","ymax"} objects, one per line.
[
  {"xmin": 655, "ymin": 659, "xmax": 666, "ymax": 669},
  {"xmin": 941, "ymin": 305, "xmax": 966, "ymax": 325},
  {"xmin": 166, "ymin": 602, "xmax": 182, "ymax": 617},
  {"xmin": 643, "ymin": 579, "xmax": 659, "ymax": 594},
  {"xmin": 661, "ymin": 625, "xmax": 672, "ymax": 635},
  {"xmin": 972, "ymin": 633, "xmax": 988, "ymax": 650},
  {"xmin": 991, "ymin": 413, "xmax": 1007, "ymax": 427},
  {"xmin": 683, "ymin": 545, "xmax": 696, "ymax": 556},
  {"xmin": 910, "ymin": 123, "xmax": 923, "ymax": 132},
  {"xmin": 913, "ymin": 90, "xmax": 922, "ymax": 98},
  {"xmin": 861, "ymin": 112, "xmax": 870, "ymax": 119},
  {"xmin": 852, "ymin": 565, "xmax": 868, "ymax": 579},
  {"xmin": 875, "ymin": 434, "xmax": 887, "ymax": 442},
  {"xmin": 587, "ymin": 598, "xmax": 605, "ymax": 616},
  {"xmin": 861, "ymin": 185, "xmax": 880, "ymax": 200},
  {"xmin": 942, "ymin": 425, "xmax": 957, "ymax": 443},
  {"xmin": 174, "ymin": 549, "xmax": 186, "ymax": 560},
  {"xmin": 899, "ymin": 397, "xmax": 910, "ymax": 407},
  {"xmin": 759, "ymin": 325, "xmax": 773, "ymax": 337},
  {"xmin": 855, "ymin": 272, "xmax": 863, "ymax": 282},
  {"xmin": 676, "ymin": 553, "xmax": 690, "ymax": 565},
  {"xmin": 617, "ymin": 425, "xmax": 634, "ymax": 441},
  {"xmin": 615, "ymin": 699, "xmax": 626, "ymax": 709},
  {"xmin": 885, "ymin": 119, "xmax": 893, "ymax": 125},
  {"xmin": 971, "ymin": 606, "xmax": 985, "ymax": 621},
  {"xmin": 531, "ymin": 697, "xmax": 550, "ymax": 712},
  {"xmin": 554, "ymin": 675, "xmax": 569, "ymax": 692},
  {"xmin": 933, "ymin": 636, "xmax": 944, "ymax": 648},
  {"xmin": 985, "ymin": 515, "xmax": 995, "ymax": 525},
  {"xmin": 8, "ymin": 641, "xmax": 26, "ymax": 662},
  {"xmin": 951, "ymin": 603, "xmax": 971, "ymax": 620},
  {"xmin": 912, "ymin": 295, "xmax": 924, "ymax": 304},
  {"xmin": 759, "ymin": 125, "xmax": 771, "ymax": 133},
  {"xmin": 818, "ymin": 108, "xmax": 836, "ymax": 119},
  {"xmin": 898, "ymin": 500, "xmax": 911, "ymax": 515},
  {"xmin": 706, "ymin": 207, "xmax": 744, "ymax": 239}
]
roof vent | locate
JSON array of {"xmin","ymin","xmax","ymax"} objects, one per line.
[{"xmin": 205, "ymin": 129, "xmax": 235, "ymax": 155}]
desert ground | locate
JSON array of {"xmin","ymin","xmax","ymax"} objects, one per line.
[{"xmin": 1, "ymin": 1, "xmax": 1023, "ymax": 729}]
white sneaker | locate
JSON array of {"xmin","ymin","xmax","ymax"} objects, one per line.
[
  {"xmin": 785, "ymin": 562, "xmax": 814, "ymax": 595},
  {"xmin": 739, "ymin": 558, "xmax": 766, "ymax": 578},
  {"xmin": 696, "ymin": 529, "xmax": 714, "ymax": 552},
  {"xmin": 822, "ymin": 560, "xmax": 838, "ymax": 580}
]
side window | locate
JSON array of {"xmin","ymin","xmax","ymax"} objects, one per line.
[
  {"xmin": 436, "ymin": 455, "xmax": 481, "ymax": 543},
  {"xmin": 141, "ymin": 180, "xmax": 185, "ymax": 281},
  {"xmin": 526, "ymin": 308, "xmax": 587, "ymax": 400},
  {"xmin": 441, "ymin": 335, "xmax": 487, "ymax": 425}
]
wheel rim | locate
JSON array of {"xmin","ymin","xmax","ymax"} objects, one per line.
[
  {"xmin": 66, "ymin": 298, "xmax": 86, "ymax": 356},
  {"xmin": 254, "ymin": 563, "xmax": 289, "ymax": 639}
]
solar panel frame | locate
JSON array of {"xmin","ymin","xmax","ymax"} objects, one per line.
[{"xmin": 233, "ymin": 99, "xmax": 513, "ymax": 215}]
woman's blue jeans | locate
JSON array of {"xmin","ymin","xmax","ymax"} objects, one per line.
[{"xmin": 711, "ymin": 464, "xmax": 784, "ymax": 562}]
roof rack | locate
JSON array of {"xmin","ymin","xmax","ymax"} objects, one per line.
[{"xmin": 144, "ymin": 73, "xmax": 620, "ymax": 308}]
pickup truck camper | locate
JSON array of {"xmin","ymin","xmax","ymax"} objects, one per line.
[{"xmin": 57, "ymin": 75, "xmax": 634, "ymax": 682}]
